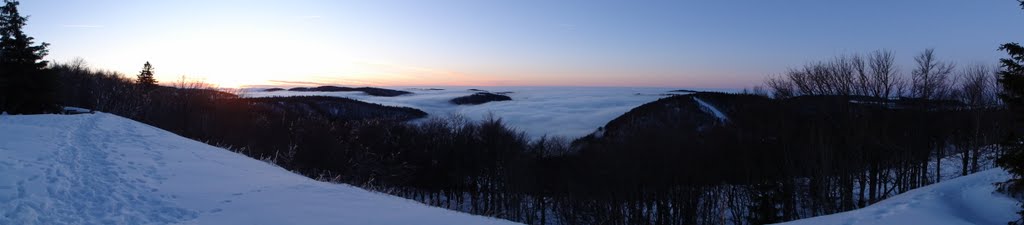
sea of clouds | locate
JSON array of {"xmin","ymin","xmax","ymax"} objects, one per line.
[{"xmin": 244, "ymin": 86, "xmax": 718, "ymax": 139}]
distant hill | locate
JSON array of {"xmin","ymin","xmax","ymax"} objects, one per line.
[
  {"xmin": 586, "ymin": 92, "xmax": 984, "ymax": 148},
  {"xmin": 450, "ymin": 92, "xmax": 512, "ymax": 105}
]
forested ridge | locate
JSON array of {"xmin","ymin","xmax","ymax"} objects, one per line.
[{"xmin": 566, "ymin": 92, "xmax": 1007, "ymax": 224}]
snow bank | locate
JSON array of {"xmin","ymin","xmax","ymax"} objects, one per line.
[
  {"xmin": 775, "ymin": 168, "xmax": 1021, "ymax": 225},
  {"xmin": 0, "ymin": 113, "xmax": 520, "ymax": 225}
]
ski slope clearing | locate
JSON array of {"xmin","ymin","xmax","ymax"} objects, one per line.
[
  {"xmin": 0, "ymin": 113, "xmax": 520, "ymax": 225},
  {"xmin": 776, "ymin": 168, "xmax": 1021, "ymax": 225},
  {"xmin": 692, "ymin": 97, "xmax": 728, "ymax": 122}
]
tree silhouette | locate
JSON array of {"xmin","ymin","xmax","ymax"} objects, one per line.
[
  {"xmin": 997, "ymin": 1, "xmax": 1024, "ymax": 224},
  {"xmin": 998, "ymin": 42, "xmax": 1024, "ymax": 225},
  {"xmin": 137, "ymin": 61, "xmax": 157, "ymax": 89},
  {"xmin": 911, "ymin": 48, "xmax": 955, "ymax": 100},
  {"xmin": 0, "ymin": 0, "xmax": 53, "ymax": 114}
]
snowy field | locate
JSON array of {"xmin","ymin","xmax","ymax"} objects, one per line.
[
  {"xmin": 0, "ymin": 113, "xmax": 520, "ymax": 225},
  {"xmin": 243, "ymin": 86, "xmax": 711, "ymax": 139},
  {"xmin": 776, "ymin": 168, "xmax": 1020, "ymax": 225}
]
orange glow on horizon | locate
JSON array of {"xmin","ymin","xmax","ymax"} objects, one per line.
[{"xmin": 141, "ymin": 64, "xmax": 754, "ymax": 89}]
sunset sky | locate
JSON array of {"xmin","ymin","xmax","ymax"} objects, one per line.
[{"xmin": 17, "ymin": 0, "xmax": 1024, "ymax": 88}]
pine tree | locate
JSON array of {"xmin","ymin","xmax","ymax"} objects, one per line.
[
  {"xmin": 0, "ymin": 0, "xmax": 54, "ymax": 114},
  {"xmin": 137, "ymin": 61, "xmax": 157, "ymax": 89},
  {"xmin": 999, "ymin": 42, "xmax": 1024, "ymax": 225},
  {"xmin": 997, "ymin": 2, "xmax": 1024, "ymax": 225}
]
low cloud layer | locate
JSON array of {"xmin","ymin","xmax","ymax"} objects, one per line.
[{"xmin": 245, "ymin": 87, "xmax": 684, "ymax": 139}]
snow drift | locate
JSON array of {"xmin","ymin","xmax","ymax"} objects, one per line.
[
  {"xmin": 776, "ymin": 168, "xmax": 1020, "ymax": 225},
  {"xmin": 0, "ymin": 113, "xmax": 519, "ymax": 225}
]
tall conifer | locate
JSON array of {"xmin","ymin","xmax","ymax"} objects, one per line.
[{"xmin": 0, "ymin": 0, "xmax": 53, "ymax": 114}]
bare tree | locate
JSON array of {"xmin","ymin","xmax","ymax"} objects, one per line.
[
  {"xmin": 803, "ymin": 62, "xmax": 832, "ymax": 95},
  {"xmin": 868, "ymin": 50, "xmax": 901, "ymax": 99},
  {"xmin": 789, "ymin": 59, "xmax": 849, "ymax": 96},
  {"xmin": 851, "ymin": 54, "xmax": 871, "ymax": 96},
  {"xmin": 766, "ymin": 74, "xmax": 796, "ymax": 99},
  {"xmin": 911, "ymin": 48, "xmax": 956, "ymax": 100},
  {"xmin": 788, "ymin": 67, "xmax": 814, "ymax": 96},
  {"xmin": 909, "ymin": 49, "xmax": 957, "ymax": 182},
  {"xmin": 957, "ymin": 63, "xmax": 998, "ymax": 174},
  {"xmin": 767, "ymin": 52, "xmax": 889, "ymax": 98},
  {"xmin": 67, "ymin": 57, "xmax": 88, "ymax": 73},
  {"xmin": 827, "ymin": 55, "xmax": 858, "ymax": 95},
  {"xmin": 957, "ymin": 64, "xmax": 997, "ymax": 107}
]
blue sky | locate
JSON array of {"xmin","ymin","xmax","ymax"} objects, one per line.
[{"xmin": 16, "ymin": 0, "xmax": 1024, "ymax": 88}]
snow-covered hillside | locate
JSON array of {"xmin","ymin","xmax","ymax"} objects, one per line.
[
  {"xmin": 775, "ymin": 168, "xmax": 1021, "ymax": 225},
  {"xmin": 0, "ymin": 113, "xmax": 520, "ymax": 225}
]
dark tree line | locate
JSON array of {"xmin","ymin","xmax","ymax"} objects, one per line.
[
  {"xmin": 0, "ymin": 0, "xmax": 55, "ymax": 114},
  {"xmin": 764, "ymin": 50, "xmax": 903, "ymax": 99},
  {"xmin": 562, "ymin": 92, "xmax": 1008, "ymax": 224}
]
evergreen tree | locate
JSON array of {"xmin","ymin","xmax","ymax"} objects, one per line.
[
  {"xmin": 0, "ymin": 0, "xmax": 54, "ymax": 114},
  {"xmin": 137, "ymin": 61, "xmax": 157, "ymax": 89},
  {"xmin": 999, "ymin": 42, "xmax": 1024, "ymax": 225},
  {"xmin": 997, "ymin": 2, "xmax": 1024, "ymax": 225}
]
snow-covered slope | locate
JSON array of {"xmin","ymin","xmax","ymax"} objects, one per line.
[
  {"xmin": 0, "ymin": 113, "xmax": 520, "ymax": 225},
  {"xmin": 692, "ymin": 97, "xmax": 728, "ymax": 122},
  {"xmin": 775, "ymin": 168, "xmax": 1021, "ymax": 225}
]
